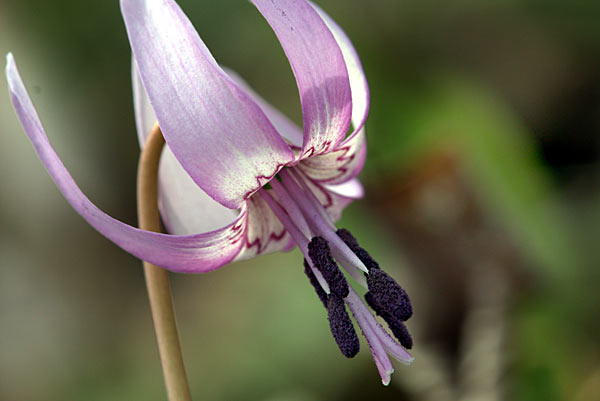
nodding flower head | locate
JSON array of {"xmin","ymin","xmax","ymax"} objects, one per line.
[{"xmin": 6, "ymin": 0, "xmax": 413, "ymax": 385}]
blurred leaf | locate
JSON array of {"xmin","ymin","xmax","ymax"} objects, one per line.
[{"xmin": 368, "ymin": 76, "xmax": 579, "ymax": 279}]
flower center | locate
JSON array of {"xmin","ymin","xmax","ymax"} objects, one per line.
[{"xmin": 258, "ymin": 167, "xmax": 414, "ymax": 381}]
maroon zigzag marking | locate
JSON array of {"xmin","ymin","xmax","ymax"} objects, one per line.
[
  {"xmin": 241, "ymin": 160, "xmax": 289, "ymax": 202},
  {"xmin": 245, "ymin": 227, "xmax": 289, "ymax": 254},
  {"xmin": 302, "ymin": 142, "xmax": 359, "ymax": 182}
]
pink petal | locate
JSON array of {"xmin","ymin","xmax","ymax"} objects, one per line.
[
  {"xmin": 325, "ymin": 178, "xmax": 365, "ymax": 199},
  {"xmin": 298, "ymin": 2, "xmax": 370, "ymax": 184},
  {"xmin": 309, "ymin": 1, "xmax": 370, "ymax": 137},
  {"xmin": 235, "ymin": 192, "xmax": 295, "ymax": 261},
  {"xmin": 6, "ymin": 53, "xmax": 245, "ymax": 273},
  {"xmin": 133, "ymin": 64, "xmax": 295, "ymax": 258},
  {"xmin": 132, "ymin": 63, "xmax": 240, "ymax": 235},
  {"xmin": 121, "ymin": 0, "xmax": 294, "ymax": 209},
  {"xmin": 298, "ymin": 127, "xmax": 366, "ymax": 184},
  {"xmin": 251, "ymin": 0, "xmax": 352, "ymax": 158}
]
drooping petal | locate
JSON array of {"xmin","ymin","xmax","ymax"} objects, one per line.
[
  {"xmin": 251, "ymin": 0, "xmax": 352, "ymax": 157},
  {"xmin": 134, "ymin": 63, "xmax": 295, "ymax": 255},
  {"xmin": 121, "ymin": 0, "xmax": 295, "ymax": 209},
  {"xmin": 6, "ymin": 53, "xmax": 245, "ymax": 273},
  {"xmin": 298, "ymin": 2, "xmax": 370, "ymax": 184},
  {"xmin": 309, "ymin": 1, "xmax": 370, "ymax": 137},
  {"xmin": 298, "ymin": 127, "xmax": 366, "ymax": 184},
  {"xmin": 132, "ymin": 62, "xmax": 239, "ymax": 235}
]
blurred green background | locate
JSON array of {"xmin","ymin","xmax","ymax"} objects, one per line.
[{"xmin": 1, "ymin": 1, "xmax": 599, "ymax": 400}]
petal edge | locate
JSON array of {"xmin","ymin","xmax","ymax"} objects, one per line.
[{"xmin": 6, "ymin": 53, "xmax": 246, "ymax": 273}]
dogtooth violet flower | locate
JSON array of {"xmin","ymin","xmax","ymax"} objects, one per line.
[{"xmin": 6, "ymin": 0, "xmax": 414, "ymax": 384}]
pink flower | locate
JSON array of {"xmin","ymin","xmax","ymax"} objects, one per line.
[{"xmin": 6, "ymin": 0, "xmax": 413, "ymax": 384}]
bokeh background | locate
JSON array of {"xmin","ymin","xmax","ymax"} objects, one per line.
[{"xmin": 1, "ymin": 1, "xmax": 599, "ymax": 400}]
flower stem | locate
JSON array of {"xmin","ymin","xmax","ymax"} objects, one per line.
[{"xmin": 137, "ymin": 123, "xmax": 192, "ymax": 401}]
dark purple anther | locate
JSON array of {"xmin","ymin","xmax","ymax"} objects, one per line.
[
  {"xmin": 365, "ymin": 292, "xmax": 413, "ymax": 349},
  {"xmin": 308, "ymin": 236, "xmax": 349, "ymax": 298},
  {"xmin": 303, "ymin": 259, "xmax": 328, "ymax": 307},
  {"xmin": 389, "ymin": 320, "xmax": 413, "ymax": 349},
  {"xmin": 327, "ymin": 293, "xmax": 360, "ymax": 358},
  {"xmin": 336, "ymin": 228, "xmax": 380, "ymax": 270},
  {"xmin": 336, "ymin": 228, "xmax": 359, "ymax": 248},
  {"xmin": 366, "ymin": 269, "xmax": 413, "ymax": 321}
]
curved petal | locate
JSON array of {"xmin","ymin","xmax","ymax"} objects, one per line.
[
  {"xmin": 298, "ymin": 126, "xmax": 366, "ymax": 184},
  {"xmin": 325, "ymin": 178, "xmax": 365, "ymax": 200},
  {"xmin": 121, "ymin": 0, "xmax": 295, "ymax": 209},
  {"xmin": 134, "ymin": 63, "xmax": 295, "ymax": 256},
  {"xmin": 235, "ymin": 192, "xmax": 295, "ymax": 261},
  {"xmin": 223, "ymin": 67, "xmax": 303, "ymax": 148},
  {"xmin": 297, "ymin": 2, "xmax": 370, "ymax": 185},
  {"xmin": 132, "ymin": 62, "xmax": 240, "ymax": 235},
  {"xmin": 251, "ymin": 0, "xmax": 352, "ymax": 157},
  {"xmin": 309, "ymin": 1, "xmax": 370, "ymax": 139},
  {"xmin": 6, "ymin": 53, "xmax": 245, "ymax": 273}
]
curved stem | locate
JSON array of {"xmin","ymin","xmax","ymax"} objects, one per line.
[{"xmin": 137, "ymin": 123, "xmax": 192, "ymax": 401}]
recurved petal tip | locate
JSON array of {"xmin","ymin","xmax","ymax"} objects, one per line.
[
  {"xmin": 6, "ymin": 52, "xmax": 18, "ymax": 89},
  {"xmin": 6, "ymin": 54, "xmax": 248, "ymax": 273},
  {"xmin": 6, "ymin": 52, "xmax": 14, "ymax": 67}
]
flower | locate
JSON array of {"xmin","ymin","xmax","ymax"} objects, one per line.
[{"xmin": 6, "ymin": 0, "xmax": 413, "ymax": 384}]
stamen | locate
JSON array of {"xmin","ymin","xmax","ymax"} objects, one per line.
[
  {"xmin": 259, "ymin": 188, "xmax": 330, "ymax": 294},
  {"xmin": 308, "ymin": 236, "xmax": 349, "ymax": 298},
  {"xmin": 278, "ymin": 169, "xmax": 369, "ymax": 286},
  {"xmin": 336, "ymin": 228, "xmax": 380, "ymax": 271},
  {"xmin": 366, "ymin": 269, "xmax": 413, "ymax": 322},
  {"xmin": 327, "ymin": 293, "xmax": 360, "ymax": 358},
  {"xmin": 365, "ymin": 292, "xmax": 413, "ymax": 349},
  {"xmin": 303, "ymin": 259, "xmax": 328, "ymax": 307}
]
